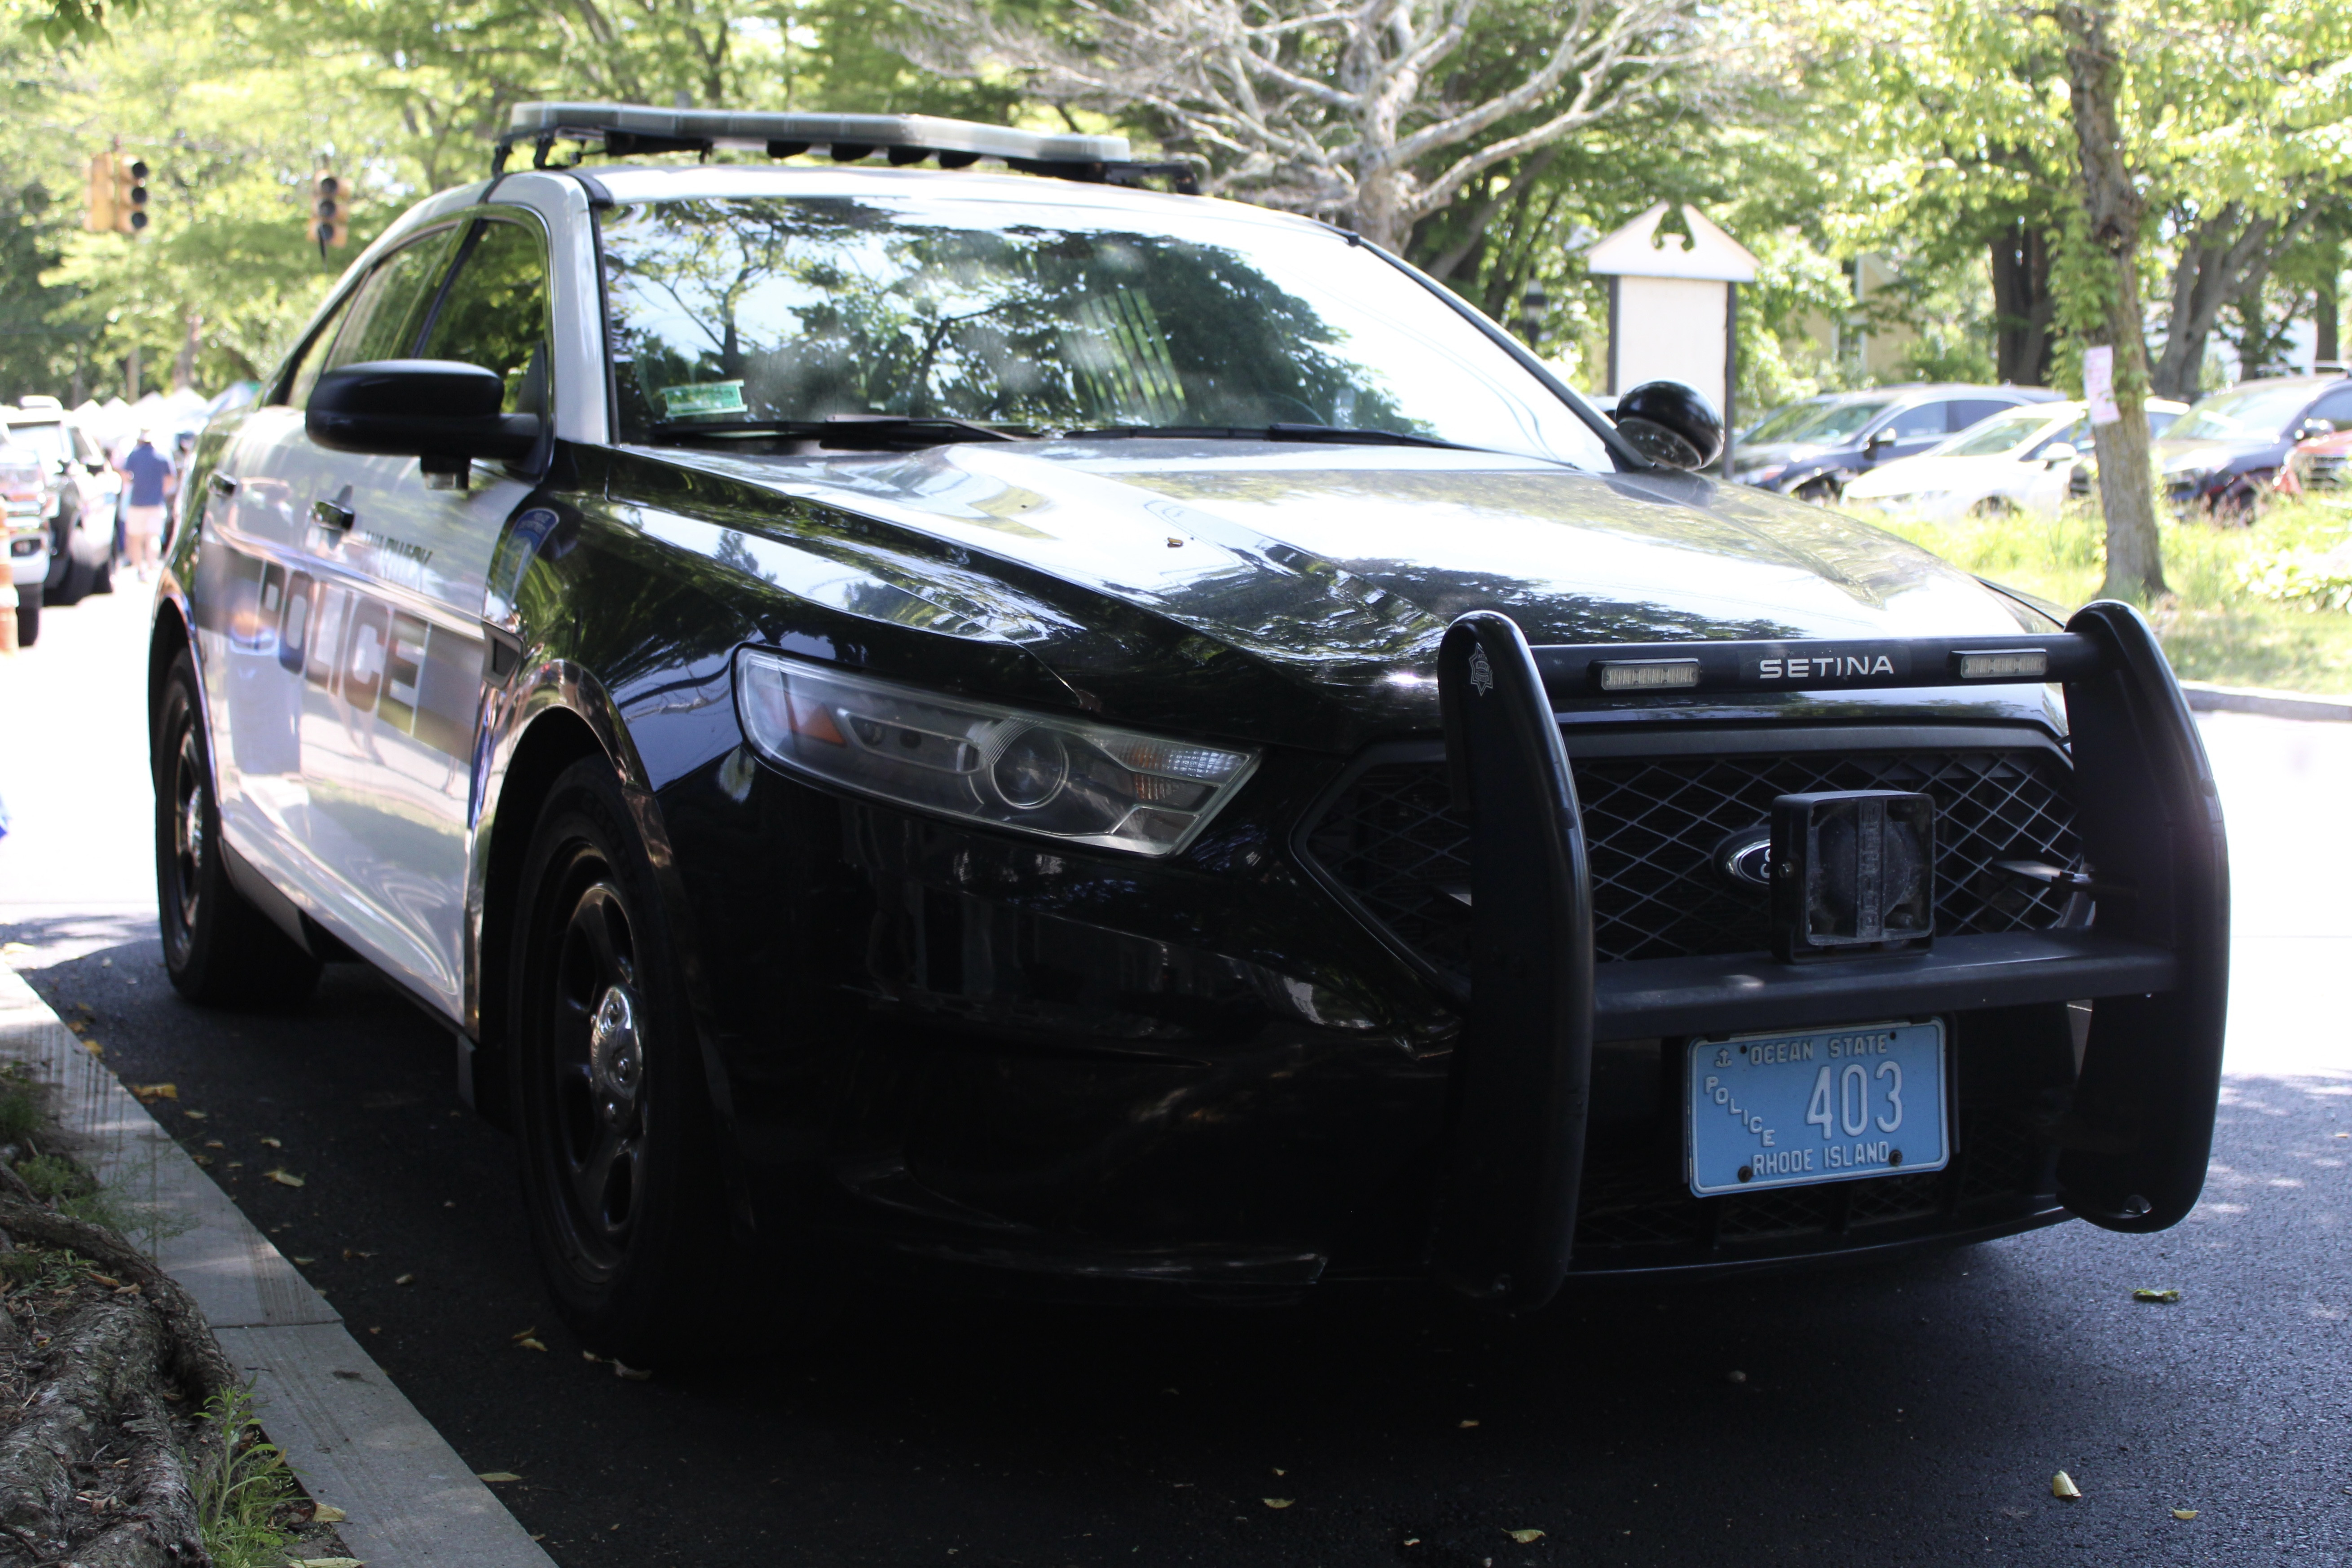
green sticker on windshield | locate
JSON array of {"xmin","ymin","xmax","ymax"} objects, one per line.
[{"xmin": 657, "ymin": 380, "xmax": 747, "ymax": 419}]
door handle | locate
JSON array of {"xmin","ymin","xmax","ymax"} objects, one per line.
[
  {"xmin": 311, "ymin": 495, "xmax": 354, "ymax": 531},
  {"xmin": 208, "ymin": 472, "xmax": 237, "ymax": 498}
]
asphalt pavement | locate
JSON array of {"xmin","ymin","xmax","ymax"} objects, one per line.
[{"xmin": 4, "ymin": 585, "xmax": 2348, "ymax": 1568}]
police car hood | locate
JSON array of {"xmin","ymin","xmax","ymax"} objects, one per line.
[{"xmin": 667, "ymin": 439, "xmax": 2055, "ymax": 744}]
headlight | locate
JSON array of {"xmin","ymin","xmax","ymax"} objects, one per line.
[{"xmin": 735, "ymin": 650, "xmax": 1260, "ymax": 856}]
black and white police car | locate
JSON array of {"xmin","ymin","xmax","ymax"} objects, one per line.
[{"xmin": 158, "ymin": 103, "xmax": 2227, "ymax": 1364}]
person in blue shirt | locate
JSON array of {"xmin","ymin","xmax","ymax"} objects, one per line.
[{"xmin": 114, "ymin": 432, "xmax": 176, "ymax": 579}]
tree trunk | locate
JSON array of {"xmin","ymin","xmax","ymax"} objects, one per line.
[
  {"xmin": 2059, "ymin": 0, "xmax": 2165, "ymax": 601},
  {"xmin": 1990, "ymin": 222, "xmax": 2055, "ymax": 385},
  {"xmin": 2150, "ymin": 209, "xmax": 2273, "ymax": 401},
  {"xmin": 2317, "ymin": 275, "xmax": 2339, "ymax": 365}
]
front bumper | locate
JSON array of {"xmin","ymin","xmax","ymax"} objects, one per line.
[{"xmin": 1432, "ymin": 608, "xmax": 2230, "ymax": 1310}]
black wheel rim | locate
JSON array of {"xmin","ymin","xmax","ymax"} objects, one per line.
[
  {"xmin": 543, "ymin": 870, "xmax": 648, "ymax": 1274},
  {"xmin": 165, "ymin": 723, "xmax": 206, "ymax": 953}
]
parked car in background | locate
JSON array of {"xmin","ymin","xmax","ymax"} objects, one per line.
[
  {"xmin": 0, "ymin": 396, "xmax": 119, "ymax": 615},
  {"xmin": 2, "ymin": 443, "xmax": 46, "ymax": 644},
  {"xmin": 2153, "ymin": 374, "xmax": 2352, "ymax": 518},
  {"xmin": 1845, "ymin": 398, "xmax": 2189, "ymax": 520},
  {"xmin": 2279, "ymin": 423, "xmax": 2352, "ymax": 497},
  {"xmin": 1731, "ymin": 383, "xmax": 2064, "ymax": 502}
]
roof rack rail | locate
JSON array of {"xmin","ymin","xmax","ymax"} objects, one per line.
[{"xmin": 494, "ymin": 102, "xmax": 1200, "ymax": 194}]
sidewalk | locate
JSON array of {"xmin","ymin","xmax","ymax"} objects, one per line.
[{"xmin": 0, "ymin": 961, "xmax": 555, "ymax": 1567}]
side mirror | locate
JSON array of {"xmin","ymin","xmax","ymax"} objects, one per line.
[
  {"xmin": 1609, "ymin": 379, "xmax": 1724, "ymax": 470},
  {"xmin": 307, "ymin": 360, "xmax": 540, "ymax": 487},
  {"xmin": 2295, "ymin": 417, "xmax": 2337, "ymax": 442},
  {"xmin": 2039, "ymin": 442, "xmax": 2080, "ymax": 467},
  {"xmin": 1864, "ymin": 428, "xmax": 1898, "ymax": 453}
]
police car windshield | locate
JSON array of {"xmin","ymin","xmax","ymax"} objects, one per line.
[{"xmin": 598, "ymin": 192, "xmax": 1612, "ymax": 467}]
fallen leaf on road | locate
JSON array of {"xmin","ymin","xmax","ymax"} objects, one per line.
[
  {"xmin": 130, "ymin": 1083, "xmax": 176, "ymax": 1104},
  {"xmin": 1458, "ymin": 1419, "xmax": 1480, "ymax": 1428},
  {"xmin": 1262, "ymin": 1498, "xmax": 1293, "ymax": 1509},
  {"xmin": 476, "ymin": 1471, "xmax": 520, "ymax": 1484},
  {"xmin": 511, "ymin": 1326, "xmax": 538, "ymax": 1340},
  {"xmin": 2132, "ymin": 1288, "xmax": 2183, "ymax": 1304},
  {"xmin": 581, "ymin": 1350, "xmax": 602, "ymax": 1363},
  {"xmin": 1507, "ymin": 1529, "xmax": 1546, "ymax": 1544},
  {"xmin": 293, "ymin": 1257, "xmax": 315, "ymax": 1265},
  {"xmin": 1727, "ymin": 1370, "xmax": 1748, "ymax": 1383},
  {"xmin": 516, "ymin": 1338, "xmax": 548, "ymax": 1352},
  {"xmin": 394, "ymin": 1273, "xmax": 414, "ymax": 1286},
  {"xmin": 80, "ymin": 1039, "xmax": 101, "ymax": 1058},
  {"xmin": 1272, "ymin": 1468, "xmax": 1286, "ymax": 1476},
  {"xmin": 613, "ymin": 1361, "xmax": 652, "ymax": 1381},
  {"xmin": 184, "ymin": 1111, "xmax": 208, "ymax": 1121},
  {"xmin": 311, "ymin": 1504, "xmax": 347, "ymax": 1523},
  {"xmin": 2052, "ymin": 1471, "xmax": 2083, "ymax": 1500},
  {"xmin": 2172, "ymin": 1509, "xmax": 2198, "ymax": 1520},
  {"xmin": 265, "ymin": 1170, "xmax": 304, "ymax": 1188},
  {"xmin": 341, "ymin": 1249, "xmax": 374, "ymax": 1260},
  {"xmin": 1402, "ymin": 1538, "xmax": 1420, "ymax": 1547},
  {"xmin": 88, "ymin": 1274, "xmax": 121, "ymax": 1288},
  {"xmin": 259, "ymin": 1136, "xmax": 282, "ymax": 1149}
]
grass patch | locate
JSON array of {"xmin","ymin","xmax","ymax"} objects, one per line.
[
  {"xmin": 1873, "ymin": 496, "xmax": 2352, "ymax": 696},
  {"xmin": 194, "ymin": 1385, "xmax": 304, "ymax": 1568}
]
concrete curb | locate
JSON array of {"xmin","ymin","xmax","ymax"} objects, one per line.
[
  {"xmin": 2181, "ymin": 681, "xmax": 2352, "ymax": 722},
  {"xmin": 0, "ymin": 964, "xmax": 555, "ymax": 1568}
]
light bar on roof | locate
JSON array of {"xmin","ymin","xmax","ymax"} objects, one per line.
[{"xmin": 507, "ymin": 102, "xmax": 1131, "ymax": 166}]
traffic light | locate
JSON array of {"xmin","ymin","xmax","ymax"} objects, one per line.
[
  {"xmin": 307, "ymin": 169, "xmax": 347, "ymax": 252},
  {"xmin": 113, "ymin": 157, "xmax": 149, "ymax": 234},
  {"xmin": 84, "ymin": 152, "xmax": 148, "ymax": 235},
  {"xmin": 83, "ymin": 152, "xmax": 115, "ymax": 232}
]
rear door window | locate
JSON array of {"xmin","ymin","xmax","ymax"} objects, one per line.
[
  {"xmin": 1884, "ymin": 401, "xmax": 1954, "ymax": 440},
  {"xmin": 1948, "ymin": 398, "xmax": 2013, "ymax": 431}
]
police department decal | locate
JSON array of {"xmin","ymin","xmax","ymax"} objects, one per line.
[{"xmin": 1468, "ymin": 645, "xmax": 1494, "ymax": 695}]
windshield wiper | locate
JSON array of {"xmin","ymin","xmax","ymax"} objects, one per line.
[
  {"xmin": 1070, "ymin": 423, "xmax": 1482, "ymax": 453},
  {"xmin": 646, "ymin": 414, "xmax": 1033, "ymax": 450}
]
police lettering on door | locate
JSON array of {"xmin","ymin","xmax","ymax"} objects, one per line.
[{"xmin": 222, "ymin": 547, "xmax": 481, "ymax": 758}]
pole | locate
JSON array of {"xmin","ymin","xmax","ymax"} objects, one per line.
[{"xmin": 1722, "ymin": 281, "xmax": 1739, "ymax": 478}]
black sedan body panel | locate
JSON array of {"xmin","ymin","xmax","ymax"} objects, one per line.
[{"xmin": 449, "ymin": 436, "xmax": 2090, "ymax": 1292}]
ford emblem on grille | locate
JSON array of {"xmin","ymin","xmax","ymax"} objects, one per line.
[{"xmin": 1713, "ymin": 825, "xmax": 1775, "ymax": 887}]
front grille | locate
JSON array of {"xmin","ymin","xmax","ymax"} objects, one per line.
[
  {"xmin": 1569, "ymin": 1108, "xmax": 2050, "ymax": 1265},
  {"xmin": 1299, "ymin": 744, "xmax": 2080, "ymax": 976},
  {"xmin": 2301, "ymin": 452, "xmax": 2349, "ymax": 491}
]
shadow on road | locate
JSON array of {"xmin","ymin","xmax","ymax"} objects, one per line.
[{"xmin": 7, "ymin": 933, "xmax": 2347, "ymax": 1567}]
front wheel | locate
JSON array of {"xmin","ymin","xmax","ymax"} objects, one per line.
[
  {"xmin": 1792, "ymin": 475, "xmax": 1842, "ymax": 505},
  {"xmin": 509, "ymin": 758, "xmax": 726, "ymax": 1368},
  {"xmin": 154, "ymin": 652, "xmax": 321, "ymax": 1004}
]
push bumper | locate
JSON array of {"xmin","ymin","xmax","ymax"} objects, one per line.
[{"xmin": 1432, "ymin": 604, "xmax": 2230, "ymax": 1311}]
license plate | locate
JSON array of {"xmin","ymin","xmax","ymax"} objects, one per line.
[{"xmin": 1686, "ymin": 1020, "xmax": 1948, "ymax": 1197}]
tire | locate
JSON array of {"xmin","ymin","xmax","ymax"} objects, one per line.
[
  {"xmin": 14, "ymin": 586, "xmax": 36, "ymax": 648},
  {"xmin": 45, "ymin": 509, "xmax": 86, "ymax": 607},
  {"xmin": 508, "ymin": 758, "xmax": 726, "ymax": 1367},
  {"xmin": 1969, "ymin": 494, "xmax": 2018, "ymax": 519},
  {"xmin": 1793, "ymin": 475, "xmax": 1843, "ymax": 505},
  {"xmin": 154, "ymin": 652, "xmax": 322, "ymax": 1004}
]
